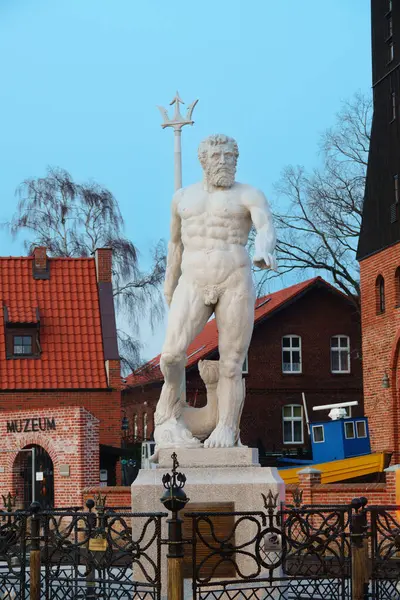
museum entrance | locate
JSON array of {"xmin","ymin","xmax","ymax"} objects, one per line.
[{"xmin": 15, "ymin": 444, "xmax": 54, "ymax": 508}]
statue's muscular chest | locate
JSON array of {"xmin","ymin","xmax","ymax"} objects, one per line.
[{"xmin": 178, "ymin": 189, "xmax": 247, "ymax": 224}]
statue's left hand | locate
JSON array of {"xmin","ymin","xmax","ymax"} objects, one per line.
[{"xmin": 253, "ymin": 252, "xmax": 277, "ymax": 271}]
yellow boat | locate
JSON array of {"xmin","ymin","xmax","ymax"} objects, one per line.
[{"xmin": 278, "ymin": 451, "xmax": 390, "ymax": 485}]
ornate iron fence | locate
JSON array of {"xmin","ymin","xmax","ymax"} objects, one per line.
[
  {"xmin": 0, "ymin": 509, "xmax": 29, "ymax": 600},
  {"xmin": 1, "ymin": 455, "xmax": 400, "ymax": 600},
  {"xmin": 369, "ymin": 505, "xmax": 400, "ymax": 600},
  {"xmin": 0, "ymin": 501, "xmax": 165, "ymax": 600},
  {"xmin": 186, "ymin": 492, "xmax": 352, "ymax": 600}
]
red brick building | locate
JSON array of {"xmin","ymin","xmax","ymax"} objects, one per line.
[
  {"xmin": 0, "ymin": 247, "xmax": 121, "ymax": 507},
  {"xmin": 357, "ymin": 1, "xmax": 400, "ymax": 462},
  {"xmin": 123, "ymin": 277, "xmax": 362, "ymax": 461}
]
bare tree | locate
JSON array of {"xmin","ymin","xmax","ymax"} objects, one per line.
[
  {"xmin": 253, "ymin": 92, "xmax": 372, "ymax": 311},
  {"xmin": 9, "ymin": 166, "xmax": 166, "ymax": 371}
]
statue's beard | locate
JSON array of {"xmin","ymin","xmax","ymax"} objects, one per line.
[{"xmin": 207, "ymin": 166, "xmax": 236, "ymax": 188}]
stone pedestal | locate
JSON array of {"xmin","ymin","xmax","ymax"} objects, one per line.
[{"xmin": 131, "ymin": 448, "xmax": 285, "ymax": 596}]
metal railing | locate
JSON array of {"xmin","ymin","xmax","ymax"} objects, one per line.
[{"xmin": 1, "ymin": 459, "xmax": 400, "ymax": 599}]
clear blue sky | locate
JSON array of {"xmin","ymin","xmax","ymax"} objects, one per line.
[{"xmin": 0, "ymin": 0, "xmax": 371, "ymax": 359}]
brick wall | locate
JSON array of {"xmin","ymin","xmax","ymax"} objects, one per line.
[
  {"xmin": 360, "ymin": 243, "xmax": 400, "ymax": 461},
  {"xmin": 123, "ymin": 285, "xmax": 363, "ymax": 453},
  {"xmin": 287, "ymin": 467, "xmax": 398, "ymax": 506},
  {"xmin": 0, "ymin": 407, "xmax": 99, "ymax": 507},
  {"xmin": 82, "ymin": 486, "xmax": 131, "ymax": 509},
  {"xmin": 0, "ymin": 389, "xmax": 121, "ymax": 447}
]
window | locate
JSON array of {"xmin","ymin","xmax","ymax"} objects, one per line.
[
  {"xmin": 344, "ymin": 406, "xmax": 352, "ymax": 418},
  {"xmin": 312, "ymin": 425, "xmax": 325, "ymax": 444},
  {"xmin": 393, "ymin": 176, "xmax": 400, "ymax": 223},
  {"xmin": 13, "ymin": 335, "xmax": 32, "ymax": 355},
  {"xmin": 389, "ymin": 42, "xmax": 394, "ymax": 62},
  {"xmin": 283, "ymin": 405, "xmax": 303, "ymax": 444},
  {"xmin": 143, "ymin": 413, "xmax": 148, "ymax": 440},
  {"xmin": 134, "ymin": 415, "xmax": 138, "ymax": 440},
  {"xmin": 392, "ymin": 93, "xmax": 397, "ymax": 121},
  {"xmin": 356, "ymin": 421, "xmax": 367, "ymax": 438},
  {"xmin": 282, "ymin": 335, "xmax": 302, "ymax": 373},
  {"xmin": 388, "ymin": 16, "xmax": 393, "ymax": 39},
  {"xmin": 395, "ymin": 267, "xmax": 400, "ymax": 306},
  {"xmin": 376, "ymin": 275, "xmax": 385, "ymax": 314},
  {"xmin": 331, "ymin": 335, "xmax": 350, "ymax": 373},
  {"xmin": 242, "ymin": 354, "xmax": 248, "ymax": 374},
  {"xmin": 344, "ymin": 421, "xmax": 355, "ymax": 439}
]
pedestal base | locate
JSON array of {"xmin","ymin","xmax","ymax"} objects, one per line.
[{"xmin": 131, "ymin": 448, "xmax": 285, "ymax": 597}]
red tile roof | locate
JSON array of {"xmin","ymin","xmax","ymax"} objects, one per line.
[
  {"xmin": 125, "ymin": 276, "xmax": 338, "ymax": 389},
  {"xmin": 6, "ymin": 305, "xmax": 39, "ymax": 323},
  {"xmin": 0, "ymin": 257, "xmax": 108, "ymax": 389}
]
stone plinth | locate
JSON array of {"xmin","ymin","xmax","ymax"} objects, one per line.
[
  {"xmin": 157, "ymin": 446, "xmax": 259, "ymax": 468},
  {"xmin": 131, "ymin": 448, "xmax": 285, "ymax": 596}
]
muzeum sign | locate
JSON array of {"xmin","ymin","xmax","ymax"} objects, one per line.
[{"xmin": 6, "ymin": 417, "xmax": 56, "ymax": 433}]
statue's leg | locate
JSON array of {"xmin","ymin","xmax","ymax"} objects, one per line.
[
  {"xmin": 204, "ymin": 275, "xmax": 255, "ymax": 448},
  {"xmin": 154, "ymin": 278, "xmax": 213, "ymax": 448}
]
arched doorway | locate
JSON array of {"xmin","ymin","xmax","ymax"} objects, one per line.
[{"xmin": 14, "ymin": 445, "xmax": 54, "ymax": 508}]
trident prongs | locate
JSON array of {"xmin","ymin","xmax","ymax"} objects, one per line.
[{"xmin": 157, "ymin": 91, "xmax": 199, "ymax": 131}]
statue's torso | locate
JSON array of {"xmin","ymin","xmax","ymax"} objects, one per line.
[{"xmin": 177, "ymin": 182, "xmax": 253, "ymax": 285}]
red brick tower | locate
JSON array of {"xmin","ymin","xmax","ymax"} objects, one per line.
[{"xmin": 358, "ymin": 1, "xmax": 400, "ymax": 460}]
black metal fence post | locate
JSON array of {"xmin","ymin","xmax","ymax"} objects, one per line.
[
  {"xmin": 350, "ymin": 497, "xmax": 369, "ymax": 600},
  {"xmin": 160, "ymin": 453, "xmax": 188, "ymax": 600},
  {"xmin": 85, "ymin": 499, "xmax": 96, "ymax": 600},
  {"xmin": 29, "ymin": 501, "xmax": 41, "ymax": 600}
]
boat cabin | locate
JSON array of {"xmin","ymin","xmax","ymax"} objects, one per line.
[{"xmin": 310, "ymin": 417, "xmax": 371, "ymax": 463}]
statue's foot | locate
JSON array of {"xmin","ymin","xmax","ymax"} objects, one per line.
[
  {"xmin": 153, "ymin": 418, "xmax": 202, "ymax": 451},
  {"xmin": 204, "ymin": 423, "xmax": 236, "ymax": 448}
]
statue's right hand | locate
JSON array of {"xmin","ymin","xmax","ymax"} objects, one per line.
[{"xmin": 164, "ymin": 292, "xmax": 172, "ymax": 307}]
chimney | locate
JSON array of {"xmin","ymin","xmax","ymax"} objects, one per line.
[
  {"xmin": 95, "ymin": 248, "xmax": 112, "ymax": 283},
  {"xmin": 95, "ymin": 247, "xmax": 119, "ymax": 380},
  {"xmin": 32, "ymin": 247, "xmax": 50, "ymax": 279}
]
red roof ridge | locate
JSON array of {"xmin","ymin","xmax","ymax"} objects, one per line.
[{"xmin": 0, "ymin": 256, "xmax": 94, "ymax": 261}]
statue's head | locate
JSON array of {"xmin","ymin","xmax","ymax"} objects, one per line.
[{"xmin": 198, "ymin": 134, "xmax": 239, "ymax": 189}]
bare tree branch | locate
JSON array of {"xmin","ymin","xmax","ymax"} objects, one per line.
[
  {"xmin": 250, "ymin": 92, "xmax": 371, "ymax": 312},
  {"xmin": 8, "ymin": 166, "xmax": 166, "ymax": 372}
]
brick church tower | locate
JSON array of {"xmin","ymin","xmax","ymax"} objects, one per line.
[{"xmin": 358, "ymin": 0, "xmax": 400, "ymax": 461}]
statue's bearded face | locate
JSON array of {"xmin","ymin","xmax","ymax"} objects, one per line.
[{"xmin": 205, "ymin": 142, "xmax": 237, "ymax": 188}]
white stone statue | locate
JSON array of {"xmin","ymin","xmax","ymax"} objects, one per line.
[{"xmin": 153, "ymin": 134, "xmax": 277, "ymax": 452}]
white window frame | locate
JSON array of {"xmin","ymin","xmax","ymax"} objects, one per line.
[
  {"xmin": 331, "ymin": 335, "xmax": 351, "ymax": 374},
  {"xmin": 344, "ymin": 421, "xmax": 355, "ymax": 439},
  {"xmin": 312, "ymin": 424, "xmax": 325, "ymax": 444},
  {"xmin": 242, "ymin": 353, "xmax": 248, "ymax": 374},
  {"xmin": 344, "ymin": 406, "xmax": 352, "ymax": 418},
  {"xmin": 282, "ymin": 404, "xmax": 304, "ymax": 444},
  {"xmin": 356, "ymin": 421, "xmax": 367, "ymax": 439},
  {"xmin": 134, "ymin": 415, "xmax": 138, "ymax": 440},
  {"xmin": 282, "ymin": 335, "xmax": 302, "ymax": 374}
]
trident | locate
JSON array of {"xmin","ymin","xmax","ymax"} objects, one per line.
[
  {"xmin": 157, "ymin": 92, "xmax": 198, "ymax": 404},
  {"xmin": 157, "ymin": 92, "xmax": 198, "ymax": 191}
]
